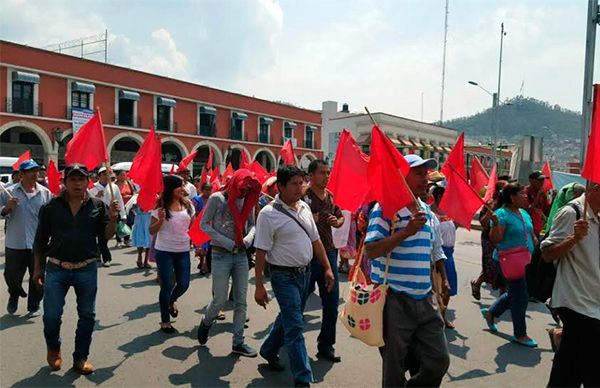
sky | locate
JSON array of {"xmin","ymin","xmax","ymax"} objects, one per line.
[{"xmin": 1, "ymin": 0, "xmax": 598, "ymax": 123}]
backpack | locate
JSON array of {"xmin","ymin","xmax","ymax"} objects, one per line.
[{"xmin": 526, "ymin": 203, "xmax": 580, "ymax": 302}]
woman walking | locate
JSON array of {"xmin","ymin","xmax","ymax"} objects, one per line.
[
  {"xmin": 115, "ymin": 170, "xmax": 136, "ymax": 248},
  {"xmin": 127, "ymin": 194, "xmax": 153, "ymax": 269},
  {"xmin": 483, "ymin": 183, "xmax": 538, "ymax": 347},
  {"xmin": 150, "ymin": 175, "xmax": 195, "ymax": 333}
]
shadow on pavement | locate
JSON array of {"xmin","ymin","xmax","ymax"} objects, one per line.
[
  {"xmin": 118, "ymin": 328, "xmax": 192, "ymax": 358},
  {"xmin": 109, "ymin": 267, "xmax": 145, "ymax": 277},
  {"xmin": 252, "ymin": 322, "xmax": 274, "ymax": 341},
  {"xmin": 12, "ymin": 359, "xmax": 125, "ymax": 387},
  {"xmin": 0, "ymin": 313, "xmax": 35, "ymax": 331},
  {"xmin": 121, "ymin": 278, "xmax": 158, "ymax": 289},
  {"xmin": 122, "ymin": 303, "xmax": 159, "ymax": 322},
  {"xmin": 446, "ymin": 368, "xmax": 492, "ymax": 382},
  {"xmin": 168, "ymin": 346, "xmax": 239, "ymax": 386},
  {"xmin": 493, "ymin": 335, "xmax": 552, "ymax": 374},
  {"xmin": 310, "ymin": 356, "xmax": 335, "ymax": 383},
  {"xmin": 445, "ymin": 329, "xmax": 470, "ymax": 360}
]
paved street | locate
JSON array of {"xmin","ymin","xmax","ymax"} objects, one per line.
[{"xmin": 0, "ymin": 227, "xmax": 556, "ymax": 387}]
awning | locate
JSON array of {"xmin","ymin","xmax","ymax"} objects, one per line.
[
  {"xmin": 119, "ymin": 90, "xmax": 140, "ymax": 101},
  {"xmin": 443, "ymin": 146, "xmax": 452, "ymax": 153},
  {"xmin": 284, "ymin": 121, "xmax": 297, "ymax": 129},
  {"xmin": 356, "ymin": 133, "xmax": 371, "ymax": 144},
  {"xmin": 13, "ymin": 71, "xmax": 40, "ymax": 84},
  {"xmin": 411, "ymin": 139, "xmax": 424, "ymax": 148},
  {"xmin": 260, "ymin": 117, "xmax": 274, "ymax": 124},
  {"xmin": 72, "ymin": 81, "xmax": 95, "ymax": 94},
  {"xmin": 306, "ymin": 125, "xmax": 317, "ymax": 131},
  {"xmin": 232, "ymin": 111, "xmax": 248, "ymax": 120},
  {"xmin": 399, "ymin": 138, "xmax": 413, "ymax": 147},
  {"xmin": 389, "ymin": 137, "xmax": 402, "ymax": 146},
  {"xmin": 200, "ymin": 105, "xmax": 217, "ymax": 115},
  {"xmin": 157, "ymin": 97, "xmax": 176, "ymax": 107}
]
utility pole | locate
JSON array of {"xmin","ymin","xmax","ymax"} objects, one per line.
[
  {"xmin": 493, "ymin": 23, "xmax": 506, "ymax": 168},
  {"xmin": 439, "ymin": 0, "xmax": 449, "ymax": 125},
  {"xmin": 581, "ymin": 0, "xmax": 598, "ymax": 164}
]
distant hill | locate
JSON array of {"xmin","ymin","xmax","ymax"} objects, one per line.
[{"xmin": 444, "ymin": 96, "xmax": 581, "ymax": 143}]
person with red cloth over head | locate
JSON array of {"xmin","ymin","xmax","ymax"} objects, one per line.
[{"xmin": 196, "ymin": 169, "xmax": 262, "ymax": 357}]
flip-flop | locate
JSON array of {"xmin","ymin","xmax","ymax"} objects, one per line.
[
  {"xmin": 511, "ymin": 336, "xmax": 538, "ymax": 348},
  {"xmin": 471, "ymin": 279, "xmax": 481, "ymax": 301},
  {"xmin": 481, "ymin": 308, "xmax": 498, "ymax": 332}
]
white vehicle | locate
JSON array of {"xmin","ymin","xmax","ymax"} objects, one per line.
[
  {"xmin": 110, "ymin": 162, "xmax": 179, "ymax": 174},
  {"xmin": 0, "ymin": 156, "xmax": 19, "ymax": 184}
]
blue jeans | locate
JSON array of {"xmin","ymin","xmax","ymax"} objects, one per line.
[
  {"xmin": 489, "ymin": 276, "xmax": 529, "ymax": 337},
  {"xmin": 43, "ymin": 262, "xmax": 97, "ymax": 363},
  {"xmin": 261, "ymin": 269, "xmax": 313, "ymax": 386},
  {"xmin": 308, "ymin": 249, "xmax": 339, "ymax": 352},
  {"xmin": 202, "ymin": 251, "xmax": 249, "ymax": 346},
  {"xmin": 155, "ymin": 250, "xmax": 191, "ymax": 323}
]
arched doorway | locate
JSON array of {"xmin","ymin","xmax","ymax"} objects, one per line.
[
  {"xmin": 110, "ymin": 137, "xmax": 141, "ymax": 163},
  {"xmin": 57, "ymin": 133, "xmax": 73, "ymax": 169},
  {"xmin": 255, "ymin": 150, "xmax": 275, "ymax": 172},
  {"xmin": 192, "ymin": 145, "xmax": 214, "ymax": 176},
  {"xmin": 0, "ymin": 126, "xmax": 46, "ymax": 164},
  {"xmin": 299, "ymin": 153, "xmax": 316, "ymax": 170},
  {"xmin": 224, "ymin": 145, "xmax": 251, "ymax": 170},
  {"xmin": 162, "ymin": 142, "xmax": 183, "ymax": 163}
]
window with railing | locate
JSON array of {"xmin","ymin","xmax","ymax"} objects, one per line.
[
  {"xmin": 71, "ymin": 91, "xmax": 90, "ymax": 109},
  {"xmin": 230, "ymin": 112, "xmax": 247, "ymax": 140},
  {"xmin": 259, "ymin": 117, "xmax": 273, "ymax": 144},
  {"xmin": 11, "ymin": 81, "xmax": 34, "ymax": 115},
  {"xmin": 199, "ymin": 106, "xmax": 217, "ymax": 136},
  {"xmin": 118, "ymin": 99, "xmax": 135, "ymax": 126},
  {"xmin": 156, "ymin": 105, "xmax": 171, "ymax": 131},
  {"xmin": 305, "ymin": 125, "xmax": 315, "ymax": 149}
]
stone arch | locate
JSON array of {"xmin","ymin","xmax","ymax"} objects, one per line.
[
  {"xmin": 161, "ymin": 136, "xmax": 188, "ymax": 163},
  {"xmin": 107, "ymin": 132, "xmax": 144, "ymax": 156},
  {"xmin": 299, "ymin": 152, "xmax": 317, "ymax": 170},
  {"xmin": 190, "ymin": 140, "xmax": 223, "ymax": 171},
  {"xmin": 224, "ymin": 144, "xmax": 251, "ymax": 170},
  {"xmin": 107, "ymin": 132, "xmax": 144, "ymax": 164},
  {"xmin": 0, "ymin": 120, "xmax": 53, "ymax": 164},
  {"xmin": 253, "ymin": 147, "xmax": 277, "ymax": 172}
]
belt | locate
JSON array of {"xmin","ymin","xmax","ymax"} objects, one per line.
[
  {"xmin": 212, "ymin": 246, "xmax": 246, "ymax": 255},
  {"xmin": 269, "ymin": 264, "xmax": 310, "ymax": 273},
  {"xmin": 48, "ymin": 257, "xmax": 96, "ymax": 270}
]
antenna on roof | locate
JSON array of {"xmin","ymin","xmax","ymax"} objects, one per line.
[{"xmin": 40, "ymin": 30, "xmax": 108, "ymax": 63}]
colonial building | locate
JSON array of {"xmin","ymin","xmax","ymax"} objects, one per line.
[
  {"xmin": 464, "ymin": 145, "xmax": 513, "ymax": 178},
  {"xmin": 0, "ymin": 40, "xmax": 322, "ymax": 174}
]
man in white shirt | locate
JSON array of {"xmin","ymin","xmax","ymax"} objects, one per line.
[
  {"xmin": 88, "ymin": 167, "xmax": 126, "ymax": 267},
  {"xmin": 254, "ymin": 165, "xmax": 334, "ymax": 388},
  {"xmin": 178, "ymin": 167, "xmax": 197, "ymax": 198}
]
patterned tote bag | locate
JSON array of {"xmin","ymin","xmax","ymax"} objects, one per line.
[{"xmin": 339, "ymin": 244, "xmax": 391, "ymax": 347}]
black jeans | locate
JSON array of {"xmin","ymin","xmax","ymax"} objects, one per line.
[
  {"xmin": 4, "ymin": 248, "xmax": 43, "ymax": 310},
  {"xmin": 548, "ymin": 307, "xmax": 600, "ymax": 387},
  {"xmin": 98, "ymin": 237, "xmax": 112, "ymax": 263}
]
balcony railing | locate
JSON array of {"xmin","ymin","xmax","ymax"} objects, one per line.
[
  {"xmin": 230, "ymin": 128, "xmax": 246, "ymax": 141},
  {"xmin": 5, "ymin": 98, "xmax": 42, "ymax": 116},
  {"xmin": 198, "ymin": 124, "xmax": 216, "ymax": 137},
  {"xmin": 115, "ymin": 113, "xmax": 141, "ymax": 128},
  {"xmin": 304, "ymin": 139, "xmax": 314, "ymax": 149},
  {"xmin": 259, "ymin": 133, "xmax": 270, "ymax": 144},
  {"xmin": 154, "ymin": 120, "xmax": 177, "ymax": 132}
]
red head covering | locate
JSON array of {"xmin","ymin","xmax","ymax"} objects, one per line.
[{"xmin": 222, "ymin": 169, "xmax": 261, "ymax": 246}]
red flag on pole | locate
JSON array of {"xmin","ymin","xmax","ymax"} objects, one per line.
[
  {"xmin": 281, "ymin": 139, "xmax": 296, "ymax": 165},
  {"xmin": 128, "ymin": 127, "xmax": 164, "ymax": 212},
  {"xmin": 188, "ymin": 210, "xmax": 211, "ymax": 246},
  {"xmin": 65, "ymin": 108, "xmax": 109, "ymax": 170},
  {"xmin": 367, "ymin": 126, "xmax": 413, "ymax": 219},
  {"xmin": 240, "ymin": 151, "xmax": 251, "ymax": 170},
  {"xmin": 223, "ymin": 163, "xmax": 234, "ymax": 180},
  {"xmin": 207, "ymin": 149, "xmax": 214, "ymax": 171},
  {"xmin": 541, "ymin": 161, "xmax": 554, "ymax": 191},
  {"xmin": 582, "ymin": 84, "xmax": 600, "ymax": 184},
  {"xmin": 199, "ymin": 166, "xmax": 208, "ymax": 186},
  {"xmin": 440, "ymin": 133, "xmax": 485, "ymax": 229},
  {"xmin": 483, "ymin": 163, "xmax": 498, "ymax": 204},
  {"xmin": 250, "ymin": 160, "xmax": 269, "ymax": 184},
  {"xmin": 469, "ymin": 156, "xmax": 489, "ymax": 195},
  {"xmin": 12, "ymin": 150, "xmax": 31, "ymax": 170},
  {"xmin": 210, "ymin": 167, "xmax": 220, "ymax": 183},
  {"xmin": 47, "ymin": 160, "xmax": 61, "ymax": 196},
  {"xmin": 327, "ymin": 129, "xmax": 370, "ymax": 212},
  {"xmin": 179, "ymin": 150, "xmax": 198, "ymax": 171}
]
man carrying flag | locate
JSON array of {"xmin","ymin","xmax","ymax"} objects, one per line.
[{"xmin": 364, "ymin": 154, "xmax": 450, "ymax": 387}]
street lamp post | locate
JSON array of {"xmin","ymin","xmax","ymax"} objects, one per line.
[{"xmin": 468, "ymin": 81, "xmax": 498, "ymax": 165}]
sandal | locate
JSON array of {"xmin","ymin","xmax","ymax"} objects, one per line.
[
  {"xmin": 481, "ymin": 308, "xmax": 498, "ymax": 333},
  {"xmin": 143, "ymin": 263, "xmax": 152, "ymax": 269},
  {"xmin": 511, "ymin": 336, "xmax": 538, "ymax": 348},
  {"xmin": 136, "ymin": 261, "xmax": 143, "ymax": 269},
  {"xmin": 471, "ymin": 279, "xmax": 481, "ymax": 301}
]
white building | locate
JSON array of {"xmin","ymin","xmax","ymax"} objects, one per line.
[{"xmin": 322, "ymin": 101, "xmax": 458, "ymax": 166}]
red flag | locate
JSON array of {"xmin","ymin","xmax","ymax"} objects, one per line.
[
  {"xmin": 179, "ymin": 150, "xmax": 198, "ymax": 171},
  {"xmin": 65, "ymin": 108, "xmax": 109, "ymax": 170},
  {"xmin": 582, "ymin": 84, "xmax": 600, "ymax": 184},
  {"xmin": 188, "ymin": 210, "xmax": 211, "ymax": 246},
  {"xmin": 207, "ymin": 149, "xmax": 214, "ymax": 171},
  {"xmin": 210, "ymin": 167, "xmax": 220, "ymax": 183},
  {"xmin": 483, "ymin": 163, "xmax": 498, "ymax": 204},
  {"xmin": 12, "ymin": 150, "xmax": 31, "ymax": 170},
  {"xmin": 541, "ymin": 161, "xmax": 554, "ymax": 191},
  {"xmin": 223, "ymin": 163, "xmax": 234, "ymax": 180},
  {"xmin": 327, "ymin": 129, "xmax": 370, "ymax": 211},
  {"xmin": 240, "ymin": 151, "xmax": 251, "ymax": 170},
  {"xmin": 211, "ymin": 175, "xmax": 221, "ymax": 192},
  {"xmin": 169, "ymin": 164, "xmax": 175, "ymax": 175},
  {"xmin": 281, "ymin": 139, "xmax": 296, "ymax": 165},
  {"xmin": 128, "ymin": 127, "xmax": 164, "ymax": 212},
  {"xmin": 87, "ymin": 179, "xmax": 95, "ymax": 189},
  {"xmin": 367, "ymin": 126, "xmax": 413, "ymax": 219},
  {"xmin": 440, "ymin": 133, "xmax": 484, "ymax": 229},
  {"xmin": 47, "ymin": 160, "xmax": 61, "ymax": 196},
  {"xmin": 469, "ymin": 156, "xmax": 489, "ymax": 195},
  {"xmin": 199, "ymin": 166, "xmax": 208, "ymax": 186},
  {"xmin": 250, "ymin": 160, "xmax": 269, "ymax": 184}
]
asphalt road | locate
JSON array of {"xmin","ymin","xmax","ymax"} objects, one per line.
[{"xmin": 0, "ymin": 227, "xmax": 556, "ymax": 387}]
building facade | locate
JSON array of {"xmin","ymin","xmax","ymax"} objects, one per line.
[
  {"xmin": 0, "ymin": 40, "xmax": 322, "ymax": 174},
  {"xmin": 464, "ymin": 145, "xmax": 513, "ymax": 178},
  {"xmin": 321, "ymin": 101, "xmax": 458, "ymax": 166}
]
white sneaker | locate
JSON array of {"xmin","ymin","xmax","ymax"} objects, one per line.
[
  {"xmin": 102, "ymin": 261, "xmax": 111, "ymax": 268},
  {"xmin": 27, "ymin": 308, "xmax": 42, "ymax": 318},
  {"xmin": 115, "ymin": 243, "xmax": 123, "ymax": 249}
]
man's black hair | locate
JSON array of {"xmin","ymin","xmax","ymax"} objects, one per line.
[
  {"xmin": 277, "ymin": 165, "xmax": 304, "ymax": 187},
  {"xmin": 308, "ymin": 159, "xmax": 328, "ymax": 174}
]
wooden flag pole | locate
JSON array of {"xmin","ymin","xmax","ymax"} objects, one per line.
[
  {"xmin": 0, "ymin": 182, "xmax": 14, "ymax": 199},
  {"xmin": 364, "ymin": 106, "xmax": 419, "ymax": 209},
  {"xmin": 105, "ymin": 161, "xmax": 116, "ymax": 202},
  {"xmin": 583, "ymin": 180, "xmax": 590, "ymax": 219}
]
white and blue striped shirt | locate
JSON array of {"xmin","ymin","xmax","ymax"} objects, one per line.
[{"xmin": 365, "ymin": 200, "xmax": 446, "ymax": 300}]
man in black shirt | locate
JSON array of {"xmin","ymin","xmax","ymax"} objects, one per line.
[{"xmin": 32, "ymin": 164, "xmax": 118, "ymax": 375}]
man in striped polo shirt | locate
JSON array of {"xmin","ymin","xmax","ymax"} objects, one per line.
[{"xmin": 365, "ymin": 154, "xmax": 450, "ymax": 387}]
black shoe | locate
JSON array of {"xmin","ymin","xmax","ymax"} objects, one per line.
[
  {"xmin": 197, "ymin": 321, "xmax": 211, "ymax": 345},
  {"xmin": 260, "ymin": 351, "xmax": 285, "ymax": 371},
  {"xmin": 316, "ymin": 348, "xmax": 341, "ymax": 363},
  {"xmin": 7, "ymin": 295, "xmax": 18, "ymax": 314},
  {"xmin": 160, "ymin": 325, "xmax": 176, "ymax": 334},
  {"xmin": 232, "ymin": 343, "xmax": 257, "ymax": 357},
  {"xmin": 295, "ymin": 383, "xmax": 310, "ymax": 388},
  {"xmin": 19, "ymin": 288, "xmax": 27, "ymax": 298}
]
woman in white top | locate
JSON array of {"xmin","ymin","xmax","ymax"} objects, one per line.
[{"xmin": 150, "ymin": 175, "xmax": 195, "ymax": 333}]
